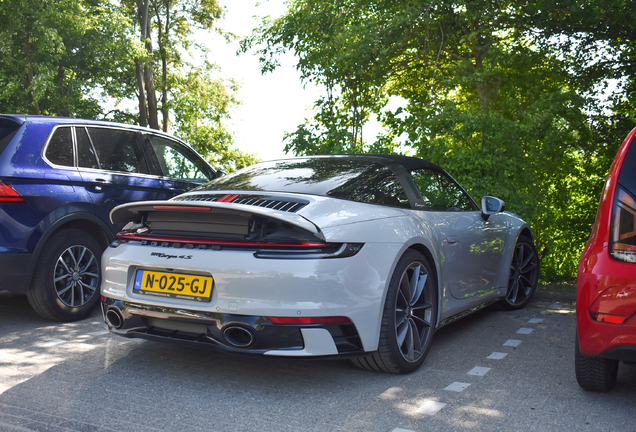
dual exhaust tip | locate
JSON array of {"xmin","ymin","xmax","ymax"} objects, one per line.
[{"xmin": 105, "ymin": 307, "xmax": 255, "ymax": 348}]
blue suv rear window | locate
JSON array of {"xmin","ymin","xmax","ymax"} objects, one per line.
[
  {"xmin": 0, "ymin": 119, "xmax": 20, "ymax": 155},
  {"xmin": 45, "ymin": 127, "xmax": 74, "ymax": 166}
]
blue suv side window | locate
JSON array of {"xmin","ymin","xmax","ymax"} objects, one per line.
[
  {"xmin": 45, "ymin": 127, "xmax": 74, "ymax": 166},
  {"xmin": 147, "ymin": 135, "xmax": 210, "ymax": 181},
  {"xmin": 86, "ymin": 127, "xmax": 149, "ymax": 174},
  {"xmin": 76, "ymin": 127, "xmax": 99, "ymax": 169}
]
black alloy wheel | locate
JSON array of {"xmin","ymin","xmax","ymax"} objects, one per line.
[
  {"xmin": 27, "ymin": 229, "xmax": 103, "ymax": 321},
  {"xmin": 501, "ymin": 235, "xmax": 539, "ymax": 310},
  {"xmin": 53, "ymin": 244, "xmax": 100, "ymax": 307},
  {"xmin": 352, "ymin": 250, "xmax": 437, "ymax": 374}
]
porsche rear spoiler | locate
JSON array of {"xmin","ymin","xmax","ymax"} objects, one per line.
[{"xmin": 110, "ymin": 200, "xmax": 326, "ymax": 242}]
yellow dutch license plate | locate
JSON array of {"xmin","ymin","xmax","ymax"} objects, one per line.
[{"xmin": 133, "ymin": 270, "xmax": 214, "ymax": 302}]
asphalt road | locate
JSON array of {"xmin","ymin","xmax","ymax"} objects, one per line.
[{"xmin": 1, "ymin": 291, "xmax": 634, "ymax": 432}]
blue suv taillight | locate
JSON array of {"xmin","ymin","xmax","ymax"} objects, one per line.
[{"xmin": 0, "ymin": 181, "xmax": 25, "ymax": 203}]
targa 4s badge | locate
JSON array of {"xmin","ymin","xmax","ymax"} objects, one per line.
[{"xmin": 150, "ymin": 252, "xmax": 192, "ymax": 260}]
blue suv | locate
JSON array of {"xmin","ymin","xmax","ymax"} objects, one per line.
[{"xmin": 0, "ymin": 115, "xmax": 220, "ymax": 321}]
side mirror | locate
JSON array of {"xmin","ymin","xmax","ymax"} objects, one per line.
[
  {"xmin": 215, "ymin": 170, "xmax": 227, "ymax": 179},
  {"xmin": 481, "ymin": 196, "xmax": 505, "ymax": 221}
]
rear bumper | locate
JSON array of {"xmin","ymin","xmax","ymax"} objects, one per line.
[
  {"xmin": 0, "ymin": 253, "xmax": 32, "ymax": 292},
  {"xmin": 577, "ymin": 314, "xmax": 636, "ymax": 361},
  {"xmin": 577, "ymin": 251, "xmax": 636, "ymax": 360},
  {"xmin": 101, "ymin": 298, "xmax": 365, "ymax": 358}
]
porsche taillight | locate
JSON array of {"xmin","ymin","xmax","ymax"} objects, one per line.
[
  {"xmin": 0, "ymin": 181, "xmax": 24, "ymax": 203},
  {"xmin": 610, "ymin": 186, "xmax": 636, "ymax": 263}
]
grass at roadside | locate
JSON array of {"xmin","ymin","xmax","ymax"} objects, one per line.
[
  {"xmin": 536, "ymin": 279, "xmax": 577, "ymax": 300},
  {"xmin": 540, "ymin": 280, "xmax": 577, "ymax": 293}
]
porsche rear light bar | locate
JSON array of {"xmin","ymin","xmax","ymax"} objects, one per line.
[
  {"xmin": 116, "ymin": 232, "xmax": 328, "ymax": 248},
  {"xmin": 0, "ymin": 181, "xmax": 24, "ymax": 203},
  {"xmin": 115, "ymin": 233, "xmax": 363, "ymax": 258}
]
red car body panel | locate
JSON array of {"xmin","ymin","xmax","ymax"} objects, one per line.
[{"xmin": 577, "ymin": 127, "xmax": 636, "ymax": 361}]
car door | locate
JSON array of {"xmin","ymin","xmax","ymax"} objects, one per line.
[
  {"xmin": 76, "ymin": 126, "xmax": 169, "ymax": 229},
  {"xmin": 408, "ymin": 168, "xmax": 509, "ymax": 299},
  {"xmin": 143, "ymin": 134, "xmax": 215, "ymax": 195}
]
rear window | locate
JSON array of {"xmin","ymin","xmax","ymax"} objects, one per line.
[
  {"xmin": 618, "ymin": 137, "xmax": 636, "ymax": 195},
  {"xmin": 204, "ymin": 158, "xmax": 409, "ymax": 208},
  {"xmin": 0, "ymin": 119, "xmax": 21, "ymax": 155},
  {"xmin": 610, "ymin": 137, "xmax": 636, "ymax": 263}
]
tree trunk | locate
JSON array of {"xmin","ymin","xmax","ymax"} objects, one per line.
[
  {"xmin": 56, "ymin": 64, "xmax": 70, "ymax": 117},
  {"xmin": 145, "ymin": 63, "xmax": 159, "ymax": 130},
  {"xmin": 142, "ymin": 2, "xmax": 159, "ymax": 130},
  {"xmin": 24, "ymin": 30, "xmax": 40, "ymax": 115},
  {"xmin": 161, "ymin": 52, "xmax": 169, "ymax": 132},
  {"xmin": 135, "ymin": 60, "xmax": 148, "ymax": 127}
]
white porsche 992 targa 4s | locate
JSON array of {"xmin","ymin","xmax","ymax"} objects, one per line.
[{"xmin": 101, "ymin": 154, "xmax": 539, "ymax": 373}]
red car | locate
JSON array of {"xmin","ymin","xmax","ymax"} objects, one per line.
[{"xmin": 576, "ymin": 127, "xmax": 636, "ymax": 391}]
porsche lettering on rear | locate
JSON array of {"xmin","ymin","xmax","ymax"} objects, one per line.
[{"xmin": 150, "ymin": 252, "xmax": 192, "ymax": 260}]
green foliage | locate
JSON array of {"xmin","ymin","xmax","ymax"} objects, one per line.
[
  {"xmin": 247, "ymin": 0, "xmax": 632, "ymax": 279},
  {"xmin": 0, "ymin": 0, "xmax": 132, "ymax": 117},
  {"xmin": 170, "ymin": 60, "xmax": 259, "ymax": 172},
  {"xmin": 0, "ymin": 0, "xmax": 257, "ymax": 172}
]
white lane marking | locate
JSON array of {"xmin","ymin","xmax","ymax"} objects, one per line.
[
  {"xmin": 487, "ymin": 352, "xmax": 508, "ymax": 360},
  {"xmin": 504, "ymin": 339, "xmax": 521, "ymax": 347},
  {"xmin": 467, "ymin": 366, "xmax": 491, "ymax": 376},
  {"xmin": 414, "ymin": 400, "xmax": 447, "ymax": 416},
  {"xmin": 88, "ymin": 330, "xmax": 109, "ymax": 336},
  {"xmin": 517, "ymin": 327, "xmax": 533, "ymax": 334},
  {"xmin": 528, "ymin": 318, "xmax": 543, "ymax": 324},
  {"xmin": 445, "ymin": 382, "xmax": 471, "ymax": 392},
  {"xmin": 35, "ymin": 340, "xmax": 65, "ymax": 348},
  {"xmin": 392, "ymin": 428, "xmax": 417, "ymax": 432}
]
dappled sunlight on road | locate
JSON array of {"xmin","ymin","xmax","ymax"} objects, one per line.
[{"xmin": 0, "ymin": 349, "xmax": 64, "ymax": 394}]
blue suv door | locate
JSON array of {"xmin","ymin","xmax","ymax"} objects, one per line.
[{"xmin": 73, "ymin": 126, "xmax": 169, "ymax": 227}]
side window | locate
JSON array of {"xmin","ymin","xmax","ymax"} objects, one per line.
[
  {"xmin": 86, "ymin": 127, "xmax": 149, "ymax": 174},
  {"xmin": 411, "ymin": 168, "xmax": 475, "ymax": 211},
  {"xmin": 147, "ymin": 135, "xmax": 210, "ymax": 182},
  {"xmin": 76, "ymin": 127, "xmax": 99, "ymax": 169},
  {"xmin": 45, "ymin": 127, "xmax": 74, "ymax": 166}
]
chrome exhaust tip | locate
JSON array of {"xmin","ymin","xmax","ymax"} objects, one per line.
[
  {"xmin": 223, "ymin": 325, "xmax": 255, "ymax": 348},
  {"xmin": 105, "ymin": 308, "xmax": 124, "ymax": 329}
]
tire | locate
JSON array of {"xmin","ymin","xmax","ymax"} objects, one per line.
[
  {"xmin": 27, "ymin": 229, "xmax": 103, "ymax": 322},
  {"xmin": 352, "ymin": 250, "xmax": 437, "ymax": 374},
  {"xmin": 499, "ymin": 235, "xmax": 539, "ymax": 310},
  {"xmin": 575, "ymin": 330, "xmax": 618, "ymax": 392}
]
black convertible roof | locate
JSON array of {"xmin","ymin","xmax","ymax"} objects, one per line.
[{"xmin": 289, "ymin": 153, "xmax": 445, "ymax": 173}]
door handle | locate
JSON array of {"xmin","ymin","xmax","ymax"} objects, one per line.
[
  {"xmin": 90, "ymin": 178, "xmax": 111, "ymax": 192},
  {"xmin": 446, "ymin": 236, "xmax": 459, "ymax": 244}
]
